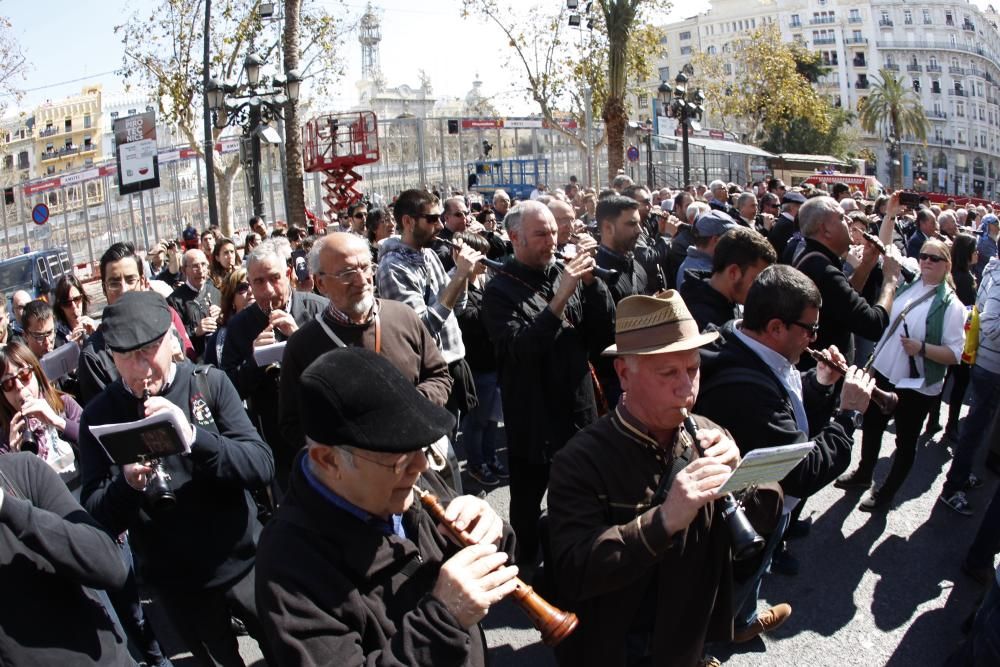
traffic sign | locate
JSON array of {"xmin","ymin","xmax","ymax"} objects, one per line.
[
  {"xmin": 31, "ymin": 203, "xmax": 49, "ymax": 225},
  {"xmin": 626, "ymin": 145, "xmax": 640, "ymax": 162}
]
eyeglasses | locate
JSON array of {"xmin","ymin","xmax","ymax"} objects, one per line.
[
  {"xmin": 349, "ymin": 445, "xmax": 432, "ymax": 475},
  {"xmin": 787, "ymin": 320, "xmax": 820, "ymax": 337},
  {"xmin": 414, "ymin": 213, "xmax": 443, "ymax": 224},
  {"xmin": 236, "ymin": 282, "xmax": 251, "ymax": 294},
  {"xmin": 319, "ymin": 264, "xmax": 374, "ymax": 285},
  {"xmin": 918, "ymin": 252, "xmax": 947, "ymax": 263},
  {"xmin": 60, "ymin": 295, "xmax": 84, "ymax": 307},
  {"xmin": 25, "ymin": 328, "xmax": 54, "ymax": 342},
  {"xmin": 106, "ymin": 275, "xmax": 142, "ymax": 292},
  {"xmin": 0, "ymin": 366, "xmax": 33, "ymax": 392}
]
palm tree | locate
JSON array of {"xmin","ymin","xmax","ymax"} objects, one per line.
[
  {"xmin": 599, "ymin": 0, "xmax": 642, "ymax": 183},
  {"xmin": 283, "ymin": 0, "xmax": 306, "ymax": 230},
  {"xmin": 858, "ymin": 68, "xmax": 929, "ymax": 189}
]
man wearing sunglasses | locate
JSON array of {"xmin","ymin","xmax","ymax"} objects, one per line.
[
  {"xmin": 78, "ymin": 290, "xmax": 275, "ymax": 666},
  {"xmin": 221, "ymin": 238, "xmax": 328, "ymax": 488},
  {"xmin": 18, "ymin": 300, "xmax": 67, "ymax": 362},
  {"xmin": 697, "ymin": 265, "xmax": 875, "ymax": 644}
]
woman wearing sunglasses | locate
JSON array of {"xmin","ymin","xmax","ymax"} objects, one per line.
[
  {"xmin": 0, "ymin": 341, "xmax": 82, "ymax": 485},
  {"xmin": 204, "ymin": 267, "xmax": 254, "ymax": 367},
  {"xmin": 837, "ymin": 238, "xmax": 967, "ymax": 512},
  {"xmin": 52, "ymin": 274, "xmax": 97, "ymax": 345}
]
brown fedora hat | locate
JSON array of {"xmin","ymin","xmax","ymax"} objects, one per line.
[{"xmin": 602, "ymin": 290, "xmax": 718, "ymax": 356}]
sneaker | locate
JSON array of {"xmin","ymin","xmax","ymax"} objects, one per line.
[
  {"xmin": 965, "ymin": 474, "xmax": 984, "ymax": 491},
  {"xmin": 732, "ymin": 603, "xmax": 792, "ymax": 643},
  {"xmin": 939, "ymin": 491, "xmax": 973, "ymax": 516},
  {"xmin": 835, "ymin": 469, "xmax": 872, "ymax": 490},
  {"xmin": 467, "ymin": 463, "xmax": 499, "ymax": 487},
  {"xmin": 487, "ymin": 460, "xmax": 509, "ymax": 480},
  {"xmin": 858, "ymin": 488, "xmax": 892, "ymax": 512}
]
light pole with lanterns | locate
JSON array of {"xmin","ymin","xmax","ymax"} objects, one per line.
[
  {"xmin": 205, "ymin": 54, "xmax": 302, "ymax": 219},
  {"xmin": 659, "ymin": 67, "xmax": 704, "ymax": 189}
]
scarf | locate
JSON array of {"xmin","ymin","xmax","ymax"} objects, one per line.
[{"xmin": 895, "ymin": 278, "xmax": 953, "ymax": 386}]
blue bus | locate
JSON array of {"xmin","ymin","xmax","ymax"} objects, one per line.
[{"xmin": 467, "ymin": 157, "xmax": 549, "ymax": 201}]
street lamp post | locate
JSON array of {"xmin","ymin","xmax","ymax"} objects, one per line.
[
  {"xmin": 660, "ymin": 69, "xmax": 704, "ymax": 189},
  {"xmin": 884, "ymin": 135, "xmax": 900, "ymax": 190},
  {"xmin": 206, "ymin": 54, "xmax": 301, "ymax": 220}
]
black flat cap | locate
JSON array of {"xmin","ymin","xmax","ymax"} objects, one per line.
[
  {"xmin": 101, "ymin": 291, "xmax": 173, "ymax": 353},
  {"xmin": 782, "ymin": 191, "xmax": 806, "ymax": 205},
  {"xmin": 299, "ymin": 347, "xmax": 454, "ymax": 453}
]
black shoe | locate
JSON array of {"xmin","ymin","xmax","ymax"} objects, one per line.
[
  {"xmin": 467, "ymin": 463, "xmax": 500, "ymax": 487},
  {"xmin": 785, "ymin": 517, "xmax": 811, "ymax": 540},
  {"xmin": 835, "ymin": 469, "xmax": 872, "ymax": 490},
  {"xmin": 924, "ymin": 421, "xmax": 943, "ymax": 436},
  {"xmin": 771, "ymin": 544, "xmax": 800, "ymax": 576},
  {"xmin": 487, "ymin": 460, "xmax": 510, "ymax": 480}
]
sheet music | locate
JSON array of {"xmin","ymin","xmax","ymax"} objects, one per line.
[
  {"xmin": 716, "ymin": 442, "xmax": 816, "ymax": 495},
  {"xmin": 40, "ymin": 342, "xmax": 81, "ymax": 381}
]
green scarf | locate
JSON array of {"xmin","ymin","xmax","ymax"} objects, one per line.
[{"xmin": 894, "ymin": 279, "xmax": 953, "ymax": 386}]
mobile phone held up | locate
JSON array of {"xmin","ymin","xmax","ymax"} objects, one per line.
[{"xmin": 898, "ymin": 191, "xmax": 921, "ymax": 209}]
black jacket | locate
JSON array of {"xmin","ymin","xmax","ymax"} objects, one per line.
[
  {"xmin": 482, "ymin": 259, "xmax": 615, "ymax": 463},
  {"xmin": 664, "ymin": 224, "xmax": 694, "ymax": 291},
  {"xmin": 696, "ymin": 322, "xmax": 855, "ymax": 498},
  {"xmin": 768, "ymin": 212, "xmax": 796, "ymax": 259},
  {"xmin": 167, "ymin": 282, "xmax": 221, "ymax": 358},
  {"xmin": 256, "ymin": 456, "xmax": 514, "ymax": 667},
  {"xmin": 456, "ymin": 281, "xmax": 495, "ymax": 374},
  {"xmin": 0, "ymin": 453, "xmax": 133, "ymax": 666},
  {"xmin": 595, "ymin": 245, "xmax": 653, "ymax": 304},
  {"xmin": 794, "ymin": 238, "xmax": 889, "ymax": 368},
  {"xmin": 79, "ymin": 362, "xmax": 275, "ymax": 591},
  {"xmin": 679, "ymin": 270, "xmax": 739, "ymax": 331}
]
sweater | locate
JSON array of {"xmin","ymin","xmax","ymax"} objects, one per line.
[
  {"xmin": 0, "ymin": 453, "xmax": 133, "ymax": 665},
  {"xmin": 79, "ymin": 362, "xmax": 274, "ymax": 591}
]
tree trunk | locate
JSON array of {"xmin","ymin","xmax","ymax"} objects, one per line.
[
  {"xmin": 217, "ymin": 175, "xmax": 233, "ymax": 236},
  {"xmin": 603, "ymin": 95, "xmax": 627, "ymax": 184},
  {"xmin": 283, "ymin": 0, "xmax": 306, "ymax": 230}
]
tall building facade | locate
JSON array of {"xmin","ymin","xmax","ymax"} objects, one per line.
[{"xmin": 650, "ymin": 0, "xmax": 1000, "ymax": 197}]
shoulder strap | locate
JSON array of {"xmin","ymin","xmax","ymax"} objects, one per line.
[
  {"xmin": 792, "ymin": 250, "xmax": 829, "ymax": 269},
  {"xmin": 700, "ymin": 366, "xmax": 782, "ymax": 398},
  {"xmin": 866, "ymin": 286, "xmax": 939, "ymax": 370}
]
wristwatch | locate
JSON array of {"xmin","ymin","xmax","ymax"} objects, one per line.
[{"xmin": 835, "ymin": 409, "xmax": 864, "ymax": 430}]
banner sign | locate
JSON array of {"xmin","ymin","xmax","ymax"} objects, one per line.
[{"xmin": 113, "ymin": 111, "xmax": 160, "ymax": 195}]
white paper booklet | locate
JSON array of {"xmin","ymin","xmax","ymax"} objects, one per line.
[
  {"xmin": 253, "ymin": 340, "xmax": 286, "ymax": 366},
  {"xmin": 716, "ymin": 441, "xmax": 816, "ymax": 495},
  {"xmin": 40, "ymin": 342, "xmax": 81, "ymax": 381},
  {"xmin": 89, "ymin": 410, "xmax": 192, "ymax": 465}
]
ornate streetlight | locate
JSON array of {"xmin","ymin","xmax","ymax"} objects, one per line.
[
  {"xmin": 206, "ymin": 56, "xmax": 302, "ymax": 218},
  {"xmin": 659, "ymin": 68, "xmax": 705, "ymax": 188}
]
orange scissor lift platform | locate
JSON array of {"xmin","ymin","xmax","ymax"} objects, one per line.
[{"xmin": 302, "ymin": 111, "xmax": 380, "ymax": 222}]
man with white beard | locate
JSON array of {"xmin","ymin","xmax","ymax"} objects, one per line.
[{"xmin": 278, "ymin": 232, "xmax": 454, "ymax": 464}]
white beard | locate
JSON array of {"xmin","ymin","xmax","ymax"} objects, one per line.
[{"xmin": 348, "ymin": 293, "xmax": 375, "ymax": 318}]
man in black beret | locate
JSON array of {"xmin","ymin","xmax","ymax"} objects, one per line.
[
  {"xmin": 256, "ymin": 347, "xmax": 518, "ymax": 667},
  {"xmin": 77, "ymin": 290, "xmax": 276, "ymax": 666}
]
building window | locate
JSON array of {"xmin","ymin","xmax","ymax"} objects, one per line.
[
  {"xmin": 904, "ymin": 10, "xmax": 912, "ymax": 24},
  {"xmin": 680, "ymin": 45, "xmax": 692, "ymax": 55},
  {"xmin": 17, "ymin": 151, "xmax": 28, "ymax": 169},
  {"xmin": 724, "ymin": 63, "xmax": 732, "ymax": 75},
  {"xmin": 84, "ymin": 114, "xmax": 92, "ymax": 129},
  {"xmin": 679, "ymin": 31, "xmax": 691, "ymax": 40},
  {"xmin": 790, "ymin": 14, "xmax": 800, "ymax": 27},
  {"xmin": 637, "ymin": 95, "xmax": 648, "ymax": 108},
  {"xmin": 946, "ymin": 11, "xmax": 954, "ymax": 26},
  {"xmin": 706, "ymin": 45, "xmax": 716, "ymax": 55},
  {"xmin": 64, "ymin": 118, "xmax": 72, "ymax": 132},
  {"xmin": 849, "ymin": 8, "xmax": 860, "ymax": 21},
  {"xmin": 658, "ymin": 66, "xmax": 670, "ymax": 80},
  {"xmin": 46, "ymin": 166, "xmax": 55, "ymax": 175},
  {"xmin": 923, "ymin": 9, "xmax": 931, "ymax": 24},
  {"xmin": 957, "ymin": 102, "xmax": 965, "ymax": 117}
]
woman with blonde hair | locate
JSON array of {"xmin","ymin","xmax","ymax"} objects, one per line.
[{"xmin": 837, "ymin": 238, "xmax": 967, "ymax": 512}]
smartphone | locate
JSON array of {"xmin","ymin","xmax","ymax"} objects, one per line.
[{"xmin": 898, "ymin": 191, "xmax": 921, "ymax": 209}]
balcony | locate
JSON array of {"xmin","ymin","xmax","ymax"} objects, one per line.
[
  {"xmin": 879, "ymin": 18, "xmax": 894, "ymax": 27},
  {"xmin": 814, "ymin": 36, "xmax": 836, "ymax": 45},
  {"xmin": 852, "ymin": 57, "xmax": 867, "ymax": 67},
  {"xmin": 926, "ymin": 64, "xmax": 942, "ymax": 72},
  {"xmin": 964, "ymin": 22, "xmax": 976, "ymax": 32},
  {"xmin": 931, "ymin": 86, "xmax": 942, "ymax": 94},
  {"xmin": 876, "ymin": 40, "xmax": 1000, "ymax": 63},
  {"xmin": 79, "ymin": 143, "xmax": 96, "ymax": 154},
  {"xmin": 884, "ymin": 63, "xmax": 900, "ymax": 71},
  {"xmin": 950, "ymin": 66, "xmax": 967, "ymax": 74},
  {"xmin": 928, "ymin": 110, "xmax": 948, "ymax": 119},
  {"xmin": 39, "ymin": 127, "xmax": 59, "ymax": 138},
  {"xmin": 848, "ymin": 16, "xmax": 862, "ymax": 24},
  {"xmin": 907, "ymin": 64, "xmax": 923, "ymax": 72},
  {"xmin": 950, "ymin": 89, "xmax": 968, "ymax": 96},
  {"xmin": 810, "ymin": 16, "xmax": 836, "ymax": 25},
  {"xmin": 855, "ymin": 81, "xmax": 871, "ymax": 89},
  {"xmin": 969, "ymin": 68, "xmax": 987, "ymax": 79},
  {"xmin": 844, "ymin": 36, "xmax": 868, "ymax": 45},
  {"xmin": 790, "ymin": 20, "xmax": 801, "ymax": 28}
]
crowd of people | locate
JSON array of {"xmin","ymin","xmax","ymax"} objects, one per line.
[{"xmin": 0, "ymin": 171, "xmax": 999, "ymax": 666}]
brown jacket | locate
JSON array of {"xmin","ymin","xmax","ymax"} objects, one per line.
[{"xmin": 547, "ymin": 408, "xmax": 734, "ymax": 667}]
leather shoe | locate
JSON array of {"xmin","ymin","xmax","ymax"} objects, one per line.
[
  {"xmin": 835, "ymin": 469, "xmax": 872, "ymax": 490},
  {"xmin": 733, "ymin": 603, "xmax": 792, "ymax": 643}
]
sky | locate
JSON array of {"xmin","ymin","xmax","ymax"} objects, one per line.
[{"xmin": 3, "ymin": 0, "xmax": 995, "ymax": 119}]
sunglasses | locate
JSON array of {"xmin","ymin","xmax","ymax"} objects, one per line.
[
  {"xmin": 415, "ymin": 213, "xmax": 443, "ymax": 224},
  {"xmin": 787, "ymin": 320, "xmax": 820, "ymax": 337},
  {"xmin": 61, "ymin": 295, "xmax": 84, "ymax": 307},
  {"xmin": 918, "ymin": 253, "xmax": 947, "ymax": 263},
  {"xmin": 0, "ymin": 366, "xmax": 33, "ymax": 392},
  {"xmin": 236, "ymin": 282, "xmax": 251, "ymax": 294}
]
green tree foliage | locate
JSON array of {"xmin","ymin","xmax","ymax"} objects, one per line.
[
  {"xmin": 691, "ymin": 24, "xmax": 832, "ymax": 147},
  {"xmin": 762, "ymin": 106, "xmax": 856, "ymax": 157},
  {"xmin": 461, "ymin": 0, "xmax": 667, "ymax": 185},
  {"xmin": 0, "ymin": 13, "xmax": 27, "ymax": 120},
  {"xmin": 858, "ymin": 67, "xmax": 929, "ymax": 188},
  {"xmin": 115, "ymin": 0, "xmax": 342, "ymax": 235}
]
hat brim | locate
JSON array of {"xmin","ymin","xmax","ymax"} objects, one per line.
[{"xmin": 602, "ymin": 330, "xmax": 719, "ymax": 356}]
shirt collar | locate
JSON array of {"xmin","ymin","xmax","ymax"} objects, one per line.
[
  {"xmin": 733, "ymin": 322, "xmax": 795, "ymax": 374},
  {"xmin": 300, "ymin": 455, "xmax": 405, "ymax": 538}
]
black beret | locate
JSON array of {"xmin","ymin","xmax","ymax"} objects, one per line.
[
  {"xmin": 299, "ymin": 347, "xmax": 454, "ymax": 453},
  {"xmin": 782, "ymin": 191, "xmax": 807, "ymax": 205},
  {"xmin": 101, "ymin": 291, "xmax": 173, "ymax": 353}
]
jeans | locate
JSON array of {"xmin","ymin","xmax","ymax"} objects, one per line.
[
  {"xmin": 943, "ymin": 365, "xmax": 1000, "ymax": 498},
  {"xmin": 734, "ymin": 513, "xmax": 791, "ymax": 631},
  {"xmin": 460, "ymin": 372, "xmax": 501, "ymax": 468},
  {"xmin": 859, "ymin": 371, "xmax": 937, "ymax": 499},
  {"xmin": 946, "ymin": 567, "xmax": 1000, "ymax": 666}
]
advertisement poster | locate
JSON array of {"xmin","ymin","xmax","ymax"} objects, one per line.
[{"xmin": 113, "ymin": 111, "xmax": 160, "ymax": 195}]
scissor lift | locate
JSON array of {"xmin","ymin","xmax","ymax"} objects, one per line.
[{"xmin": 302, "ymin": 111, "xmax": 380, "ymax": 221}]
